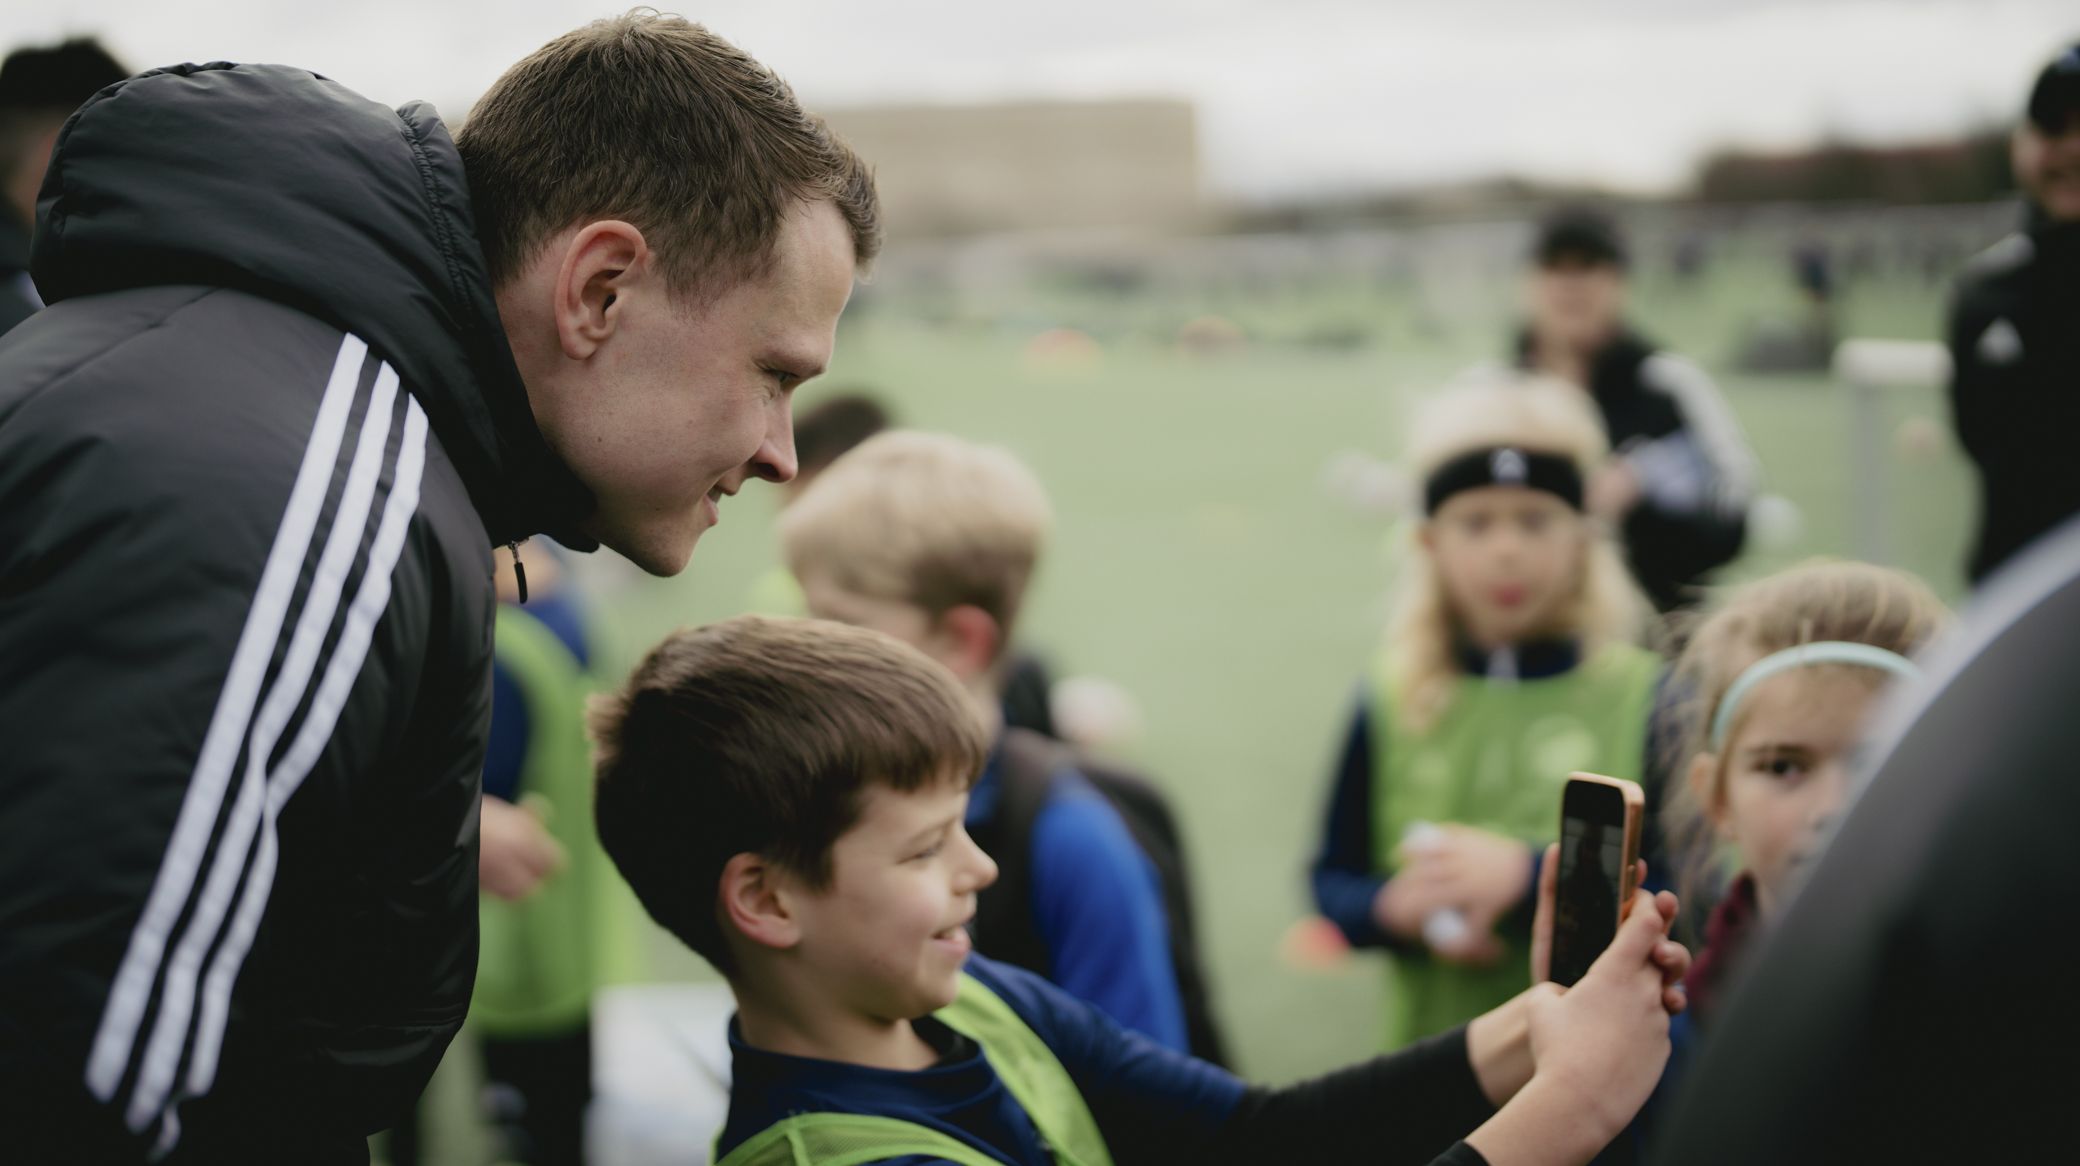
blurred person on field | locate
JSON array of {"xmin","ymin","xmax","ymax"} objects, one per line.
[
  {"xmin": 1310, "ymin": 378, "xmax": 1675, "ymax": 1052},
  {"xmin": 1948, "ymin": 43, "xmax": 2080, "ymax": 585},
  {"xmin": 1509, "ymin": 209, "xmax": 1758, "ymax": 613},
  {"xmin": 0, "ymin": 36, "xmax": 127, "ymax": 334},
  {"xmin": 753, "ymin": 394, "xmax": 1063, "ymax": 740},
  {"xmin": 743, "ymin": 391, "xmax": 893, "ymax": 617}
]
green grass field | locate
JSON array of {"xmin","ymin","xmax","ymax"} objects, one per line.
[{"xmin": 554, "ymin": 248, "xmax": 1976, "ymax": 1094}]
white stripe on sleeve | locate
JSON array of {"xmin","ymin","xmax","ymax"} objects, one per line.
[{"xmin": 86, "ymin": 334, "xmax": 369, "ymax": 1103}]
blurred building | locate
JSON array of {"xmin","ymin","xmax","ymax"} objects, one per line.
[{"xmin": 822, "ymin": 98, "xmax": 1205, "ymax": 237}]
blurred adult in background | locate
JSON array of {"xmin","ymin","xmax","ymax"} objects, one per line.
[
  {"xmin": 0, "ymin": 36, "xmax": 127, "ymax": 334},
  {"xmin": 1513, "ymin": 209, "xmax": 1759, "ymax": 613},
  {"xmin": 0, "ymin": 13, "xmax": 874, "ymax": 1162},
  {"xmin": 1948, "ymin": 43, "xmax": 2080, "ymax": 586}
]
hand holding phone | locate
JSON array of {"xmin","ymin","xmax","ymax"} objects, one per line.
[{"xmin": 1547, "ymin": 773, "xmax": 1644, "ymax": 987}]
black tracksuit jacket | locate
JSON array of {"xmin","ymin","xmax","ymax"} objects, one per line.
[
  {"xmin": 1947, "ymin": 207, "xmax": 2080, "ymax": 585},
  {"xmin": 0, "ymin": 62, "xmax": 594, "ymax": 1163}
]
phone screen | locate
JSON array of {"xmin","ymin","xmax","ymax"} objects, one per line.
[{"xmin": 1550, "ymin": 780, "xmax": 1628, "ymax": 987}]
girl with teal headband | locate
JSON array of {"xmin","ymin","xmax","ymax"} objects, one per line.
[{"xmin": 1599, "ymin": 560, "xmax": 1948, "ymax": 1163}]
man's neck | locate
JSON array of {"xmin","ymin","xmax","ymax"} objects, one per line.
[{"xmin": 734, "ymin": 974, "xmax": 940, "ymax": 1071}]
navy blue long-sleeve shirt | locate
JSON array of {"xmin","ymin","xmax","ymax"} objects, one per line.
[{"xmin": 718, "ymin": 954, "xmax": 1494, "ymax": 1166}]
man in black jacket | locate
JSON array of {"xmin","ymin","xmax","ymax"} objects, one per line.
[
  {"xmin": 1514, "ymin": 210, "xmax": 1758, "ymax": 612},
  {"xmin": 1948, "ymin": 44, "xmax": 2080, "ymax": 585},
  {"xmin": 0, "ymin": 13, "xmax": 877, "ymax": 1163},
  {"xmin": 0, "ymin": 36, "xmax": 127, "ymax": 335}
]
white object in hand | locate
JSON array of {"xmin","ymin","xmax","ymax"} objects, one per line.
[{"xmin": 1402, "ymin": 821, "xmax": 1470, "ymax": 949}]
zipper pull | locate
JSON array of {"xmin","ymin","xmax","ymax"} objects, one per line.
[{"xmin": 507, "ymin": 540, "xmax": 528, "ymax": 604}]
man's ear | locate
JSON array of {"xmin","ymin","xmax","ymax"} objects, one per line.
[
  {"xmin": 1688, "ymin": 753, "xmax": 1733, "ymax": 842},
  {"xmin": 1417, "ymin": 521, "xmax": 1438, "ymax": 555},
  {"xmin": 553, "ymin": 220, "xmax": 648, "ymax": 361},
  {"xmin": 719, "ymin": 852, "xmax": 802, "ymax": 952},
  {"xmin": 932, "ymin": 605, "xmax": 1003, "ymax": 680}
]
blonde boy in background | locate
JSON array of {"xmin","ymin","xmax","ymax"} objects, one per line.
[{"xmin": 778, "ymin": 432, "xmax": 1192, "ymax": 1049}]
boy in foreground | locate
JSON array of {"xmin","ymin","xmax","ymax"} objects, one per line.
[{"xmin": 591, "ymin": 616, "xmax": 1690, "ymax": 1166}]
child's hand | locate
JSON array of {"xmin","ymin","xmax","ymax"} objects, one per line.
[
  {"xmin": 480, "ymin": 794, "xmax": 567, "ymax": 902},
  {"xmin": 1524, "ymin": 893, "xmax": 1675, "ymax": 1139},
  {"xmin": 1384, "ymin": 825, "xmax": 1532, "ymax": 965},
  {"xmin": 1529, "ymin": 843, "xmax": 1690, "ymax": 1014}
]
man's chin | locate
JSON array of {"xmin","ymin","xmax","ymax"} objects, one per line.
[{"xmin": 597, "ymin": 522, "xmax": 701, "ymax": 578}]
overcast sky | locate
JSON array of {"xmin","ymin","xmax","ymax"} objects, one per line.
[{"xmin": 6, "ymin": 0, "xmax": 2073, "ymax": 200}]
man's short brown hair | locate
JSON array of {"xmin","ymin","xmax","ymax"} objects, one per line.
[
  {"xmin": 456, "ymin": 10, "xmax": 880, "ymax": 296},
  {"xmin": 591, "ymin": 615, "xmax": 988, "ymax": 974}
]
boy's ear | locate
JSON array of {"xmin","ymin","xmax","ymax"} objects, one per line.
[
  {"xmin": 932, "ymin": 605, "xmax": 1003, "ymax": 679},
  {"xmin": 1417, "ymin": 521, "xmax": 1437, "ymax": 555},
  {"xmin": 1687, "ymin": 753, "xmax": 1733, "ymax": 841},
  {"xmin": 719, "ymin": 852, "xmax": 803, "ymax": 952}
]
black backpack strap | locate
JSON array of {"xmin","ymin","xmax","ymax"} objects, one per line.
[
  {"xmin": 965, "ymin": 729, "xmax": 1062, "ymax": 978},
  {"xmin": 1072, "ymin": 758, "xmax": 1232, "ymax": 1068},
  {"xmin": 993, "ymin": 730, "xmax": 1234, "ymax": 1069}
]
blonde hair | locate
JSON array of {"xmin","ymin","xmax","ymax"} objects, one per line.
[
  {"xmin": 1661, "ymin": 560, "xmax": 1949, "ymax": 903},
  {"xmin": 779, "ymin": 430, "xmax": 1053, "ymax": 653},
  {"xmin": 1385, "ymin": 375, "xmax": 1647, "ymax": 732}
]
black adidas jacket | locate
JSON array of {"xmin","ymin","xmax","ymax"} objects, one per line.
[
  {"xmin": 0, "ymin": 63, "xmax": 594, "ymax": 1163},
  {"xmin": 1947, "ymin": 208, "xmax": 2080, "ymax": 585},
  {"xmin": 1515, "ymin": 330, "xmax": 1757, "ymax": 612}
]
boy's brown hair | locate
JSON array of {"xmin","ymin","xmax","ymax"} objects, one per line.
[
  {"xmin": 456, "ymin": 10, "xmax": 880, "ymax": 297},
  {"xmin": 591, "ymin": 615, "xmax": 989, "ymax": 974},
  {"xmin": 779, "ymin": 430, "xmax": 1053, "ymax": 652}
]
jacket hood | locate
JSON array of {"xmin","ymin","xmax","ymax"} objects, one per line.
[{"xmin": 31, "ymin": 61, "xmax": 595, "ymax": 549}]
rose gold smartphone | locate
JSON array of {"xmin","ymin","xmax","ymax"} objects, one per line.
[{"xmin": 1548, "ymin": 772, "xmax": 1645, "ymax": 987}]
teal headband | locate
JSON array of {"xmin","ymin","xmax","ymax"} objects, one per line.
[{"xmin": 1709, "ymin": 641, "xmax": 1920, "ymax": 751}]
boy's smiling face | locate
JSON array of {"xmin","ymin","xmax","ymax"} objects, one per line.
[{"xmin": 785, "ymin": 774, "xmax": 999, "ymax": 1020}]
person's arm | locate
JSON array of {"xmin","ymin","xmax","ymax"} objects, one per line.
[
  {"xmin": 1615, "ymin": 356, "xmax": 1758, "ymax": 599},
  {"xmin": 1028, "ymin": 778, "xmax": 1190, "ymax": 1050},
  {"xmin": 1943, "ymin": 260, "xmax": 2001, "ymax": 470},
  {"xmin": 971, "ymin": 957, "xmax": 1487, "ymax": 1166},
  {"xmin": 478, "ymin": 656, "xmax": 566, "ymax": 902},
  {"xmin": 1216, "ymin": 1024, "xmax": 1500, "ymax": 1165},
  {"xmin": 1309, "ymin": 695, "xmax": 1405, "ymax": 949},
  {"xmin": 0, "ymin": 330, "xmax": 480, "ymax": 1158}
]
